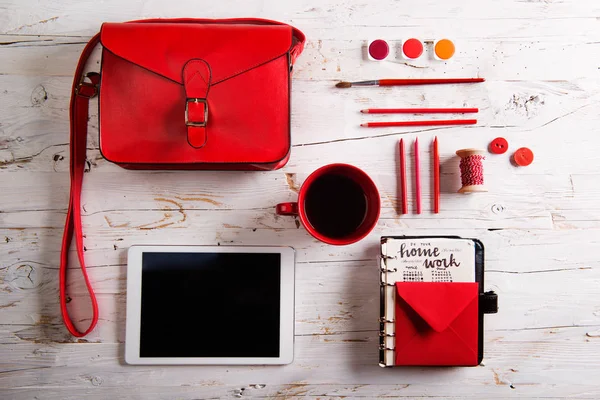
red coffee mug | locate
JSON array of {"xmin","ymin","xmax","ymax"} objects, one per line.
[{"xmin": 276, "ymin": 164, "xmax": 380, "ymax": 245}]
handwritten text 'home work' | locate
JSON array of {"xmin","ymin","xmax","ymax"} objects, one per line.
[{"xmin": 398, "ymin": 243, "xmax": 461, "ymax": 269}]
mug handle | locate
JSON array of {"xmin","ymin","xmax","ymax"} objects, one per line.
[{"xmin": 276, "ymin": 202, "xmax": 299, "ymax": 216}]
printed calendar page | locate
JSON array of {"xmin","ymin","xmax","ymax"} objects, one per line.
[{"xmin": 384, "ymin": 238, "xmax": 476, "ymax": 282}]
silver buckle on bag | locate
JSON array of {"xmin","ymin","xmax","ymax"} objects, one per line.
[{"xmin": 185, "ymin": 98, "xmax": 208, "ymax": 127}]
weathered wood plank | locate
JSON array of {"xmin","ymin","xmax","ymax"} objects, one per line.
[
  {"xmin": 1, "ymin": 329, "xmax": 599, "ymax": 393},
  {"xmin": 1, "ymin": 385, "xmax": 600, "ymax": 400},
  {"xmin": 1, "ymin": 0, "xmax": 599, "ymax": 37}
]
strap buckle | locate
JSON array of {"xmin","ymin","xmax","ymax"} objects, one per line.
[
  {"xmin": 185, "ymin": 98, "xmax": 208, "ymax": 127},
  {"xmin": 75, "ymin": 72, "xmax": 100, "ymax": 98}
]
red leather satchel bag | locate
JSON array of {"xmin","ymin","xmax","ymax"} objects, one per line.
[{"xmin": 62, "ymin": 18, "xmax": 305, "ymax": 337}]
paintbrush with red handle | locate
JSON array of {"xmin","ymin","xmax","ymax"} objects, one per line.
[{"xmin": 336, "ymin": 78, "xmax": 484, "ymax": 88}]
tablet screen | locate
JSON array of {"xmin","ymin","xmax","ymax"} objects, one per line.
[{"xmin": 140, "ymin": 252, "xmax": 281, "ymax": 358}]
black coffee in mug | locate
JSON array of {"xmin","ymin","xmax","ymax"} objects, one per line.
[{"xmin": 304, "ymin": 173, "xmax": 367, "ymax": 239}]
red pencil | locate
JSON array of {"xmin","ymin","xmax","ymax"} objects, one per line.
[
  {"xmin": 433, "ymin": 137, "xmax": 440, "ymax": 214},
  {"xmin": 361, "ymin": 108, "xmax": 478, "ymax": 114},
  {"xmin": 361, "ymin": 119, "xmax": 477, "ymax": 128},
  {"xmin": 414, "ymin": 138, "xmax": 421, "ymax": 214},
  {"xmin": 399, "ymin": 139, "xmax": 408, "ymax": 215}
]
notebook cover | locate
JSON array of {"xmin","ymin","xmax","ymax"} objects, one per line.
[{"xmin": 379, "ymin": 236, "xmax": 485, "ymax": 367}]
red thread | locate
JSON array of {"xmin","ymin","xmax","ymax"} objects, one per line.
[{"xmin": 459, "ymin": 155, "xmax": 485, "ymax": 187}]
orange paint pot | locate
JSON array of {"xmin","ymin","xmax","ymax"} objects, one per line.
[{"xmin": 434, "ymin": 38, "xmax": 455, "ymax": 60}]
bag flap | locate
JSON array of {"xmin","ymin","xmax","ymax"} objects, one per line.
[
  {"xmin": 100, "ymin": 22, "xmax": 293, "ymax": 85},
  {"xmin": 396, "ymin": 282, "xmax": 478, "ymax": 333}
]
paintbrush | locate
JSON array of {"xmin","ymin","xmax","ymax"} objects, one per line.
[{"xmin": 335, "ymin": 78, "xmax": 485, "ymax": 88}]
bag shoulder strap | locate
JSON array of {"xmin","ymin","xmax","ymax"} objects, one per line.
[
  {"xmin": 60, "ymin": 33, "xmax": 101, "ymax": 337},
  {"xmin": 61, "ymin": 20, "xmax": 305, "ymax": 337}
]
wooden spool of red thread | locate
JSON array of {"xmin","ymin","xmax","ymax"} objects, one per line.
[{"xmin": 456, "ymin": 148, "xmax": 488, "ymax": 193}]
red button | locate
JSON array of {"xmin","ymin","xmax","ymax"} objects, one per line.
[
  {"xmin": 403, "ymin": 38, "xmax": 423, "ymax": 59},
  {"xmin": 513, "ymin": 147, "xmax": 534, "ymax": 166},
  {"xmin": 369, "ymin": 39, "xmax": 389, "ymax": 60},
  {"xmin": 489, "ymin": 137, "xmax": 508, "ymax": 154}
]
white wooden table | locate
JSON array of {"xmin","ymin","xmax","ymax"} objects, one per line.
[{"xmin": 1, "ymin": 1, "xmax": 600, "ymax": 398}]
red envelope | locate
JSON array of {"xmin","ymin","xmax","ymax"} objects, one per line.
[{"xmin": 395, "ymin": 282, "xmax": 479, "ymax": 366}]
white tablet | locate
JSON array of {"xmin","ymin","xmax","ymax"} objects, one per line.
[{"xmin": 125, "ymin": 245, "xmax": 295, "ymax": 365}]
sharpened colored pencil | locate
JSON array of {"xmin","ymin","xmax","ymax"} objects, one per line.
[
  {"xmin": 399, "ymin": 139, "xmax": 408, "ymax": 215},
  {"xmin": 361, "ymin": 108, "xmax": 478, "ymax": 114},
  {"xmin": 434, "ymin": 137, "xmax": 440, "ymax": 214},
  {"xmin": 414, "ymin": 138, "xmax": 421, "ymax": 214},
  {"xmin": 361, "ymin": 119, "xmax": 477, "ymax": 128}
]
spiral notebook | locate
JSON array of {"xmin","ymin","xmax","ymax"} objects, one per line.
[{"xmin": 379, "ymin": 236, "xmax": 484, "ymax": 367}]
